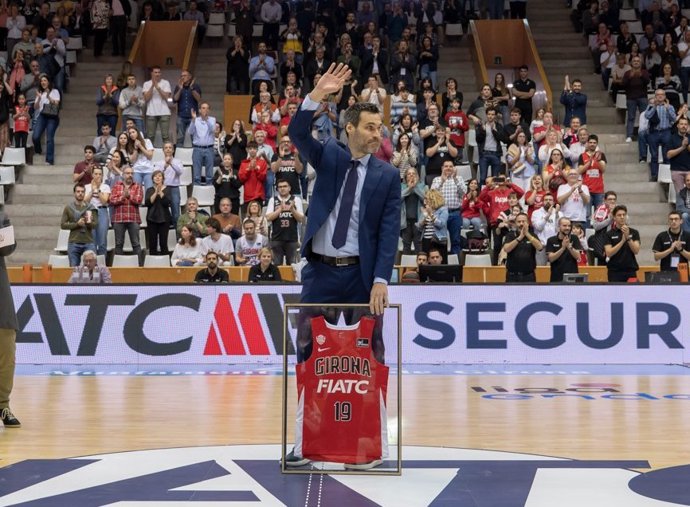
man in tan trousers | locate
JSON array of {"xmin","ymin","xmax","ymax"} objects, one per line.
[{"xmin": 0, "ymin": 210, "xmax": 20, "ymax": 427}]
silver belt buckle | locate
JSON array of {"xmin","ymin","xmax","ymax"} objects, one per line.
[{"xmin": 335, "ymin": 256, "xmax": 348, "ymax": 267}]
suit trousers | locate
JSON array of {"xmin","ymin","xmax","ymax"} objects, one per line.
[
  {"xmin": 0, "ymin": 328, "xmax": 16, "ymax": 409},
  {"xmin": 297, "ymin": 260, "xmax": 384, "ymax": 364}
]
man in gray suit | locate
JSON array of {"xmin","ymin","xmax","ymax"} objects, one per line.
[{"xmin": 0, "ymin": 211, "xmax": 20, "ymax": 427}]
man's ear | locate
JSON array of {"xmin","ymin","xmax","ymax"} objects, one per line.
[{"xmin": 346, "ymin": 123, "xmax": 354, "ymax": 136}]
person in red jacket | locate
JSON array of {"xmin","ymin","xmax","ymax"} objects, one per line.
[
  {"xmin": 479, "ymin": 175, "xmax": 525, "ymax": 263},
  {"xmin": 239, "ymin": 140, "xmax": 268, "ymax": 213},
  {"xmin": 444, "ymin": 96, "xmax": 469, "ymax": 160}
]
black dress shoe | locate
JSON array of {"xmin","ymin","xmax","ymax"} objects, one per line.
[{"xmin": 1, "ymin": 407, "xmax": 21, "ymax": 428}]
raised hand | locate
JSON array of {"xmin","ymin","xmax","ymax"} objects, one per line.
[{"xmin": 310, "ymin": 63, "xmax": 352, "ymax": 102}]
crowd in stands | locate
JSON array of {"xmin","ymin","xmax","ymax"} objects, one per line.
[{"xmin": 22, "ymin": 0, "xmax": 685, "ymax": 282}]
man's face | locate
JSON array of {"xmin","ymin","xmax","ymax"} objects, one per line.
[
  {"xmin": 152, "ymin": 68, "xmax": 161, "ymax": 80},
  {"xmin": 254, "ymin": 130, "xmax": 265, "ymax": 144},
  {"xmin": 288, "ymin": 104, "xmax": 297, "ymax": 116},
  {"xmin": 101, "ymin": 124, "xmax": 111, "ymax": 136},
  {"xmin": 679, "ymin": 120, "xmax": 689, "ymax": 135},
  {"xmin": 127, "ymin": 75, "xmax": 136, "ymax": 87},
  {"xmin": 84, "ymin": 149, "xmax": 94, "ymax": 161},
  {"xmin": 416, "ymin": 254, "xmax": 428, "ymax": 266},
  {"xmin": 570, "ymin": 118, "xmax": 581, "ymax": 131},
  {"xmin": 206, "ymin": 254, "xmax": 218, "ymax": 269},
  {"xmin": 543, "ymin": 194, "xmax": 554, "ymax": 209},
  {"xmin": 258, "ymin": 42, "xmax": 267, "ymax": 54},
  {"xmin": 572, "ymin": 81, "xmax": 582, "ymax": 93},
  {"xmin": 481, "ymin": 86, "xmax": 492, "ymax": 99},
  {"xmin": 669, "ymin": 214, "xmax": 682, "ymax": 231},
  {"xmin": 220, "ymin": 201, "xmax": 231, "ymax": 214},
  {"xmin": 428, "ymin": 105, "xmax": 438, "ymax": 119},
  {"xmin": 199, "ymin": 103, "xmax": 209, "ymax": 116},
  {"xmin": 486, "ymin": 110, "xmax": 496, "ymax": 123},
  {"xmin": 83, "ymin": 255, "xmax": 97, "ymax": 268},
  {"xmin": 516, "ymin": 215, "xmax": 528, "ymax": 229},
  {"xmin": 46, "ymin": 28, "xmax": 55, "ymax": 40},
  {"xmin": 244, "ymin": 222, "xmax": 256, "ymax": 238},
  {"xmin": 631, "ymin": 56, "xmax": 641, "ymax": 69},
  {"xmin": 74, "ymin": 186, "xmax": 85, "ymax": 202},
  {"xmin": 442, "ymin": 162, "xmax": 454, "ymax": 177},
  {"xmin": 614, "ymin": 209, "xmax": 627, "ymax": 226},
  {"xmin": 587, "ymin": 139, "xmax": 598, "ymax": 151},
  {"xmin": 519, "ymin": 68, "xmax": 528, "ymax": 79},
  {"xmin": 428, "ymin": 251, "xmax": 442, "ymax": 265},
  {"xmin": 277, "ymin": 181, "xmax": 290, "ymax": 196},
  {"xmin": 123, "ymin": 169, "xmax": 134, "ymax": 184},
  {"xmin": 655, "ymin": 90, "xmax": 666, "ymax": 104},
  {"xmin": 559, "ymin": 219, "xmax": 572, "ymax": 236},
  {"xmin": 510, "ymin": 111, "xmax": 520, "ymax": 124},
  {"xmin": 578, "ymin": 128, "xmax": 589, "ymax": 143},
  {"xmin": 347, "ymin": 111, "xmax": 382, "ymax": 155},
  {"xmin": 685, "ymin": 175, "xmax": 690, "ymax": 189},
  {"xmin": 181, "ymin": 71, "xmax": 191, "ymax": 84}
]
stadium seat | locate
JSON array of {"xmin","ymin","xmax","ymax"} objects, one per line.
[
  {"xmin": 0, "ymin": 166, "xmax": 15, "ymax": 185},
  {"xmin": 179, "ymin": 166, "xmax": 193, "ymax": 186},
  {"xmin": 619, "ymin": 9, "xmax": 637, "ymax": 21},
  {"xmin": 112, "ymin": 254, "xmax": 140, "ymax": 267},
  {"xmin": 48, "ymin": 254, "xmax": 70, "ymax": 267},
  {"xmin": 464, "ymin": 254, "xmax": 492, "ymax": 266},
  {"xmin": 456, "ymin": 164, "xmax": 472, "ymax": 181},
  {"xmin": 208, "ymin": 12, "xmax": 225, "ymax": 24},
  {"xmin": 175, "ymin": 147, "xmax": 193, "ymax": 166},
  {"xmin": 54, "ymin": 229, "xmax": 70, "ymax": 253},
  {"xmin": 206, "ymin": 24, "xmax": 225, "ymax": 39},
  {"xmin": 400, "ymin": 254, "xmax": 417, "ymax": 266},
  {"xmin": 192, "ymin": 185, "xmax": 216, "ymax": 207},
  {"xmin": 627, "ymin": 20, "xmax": 643, "ymax": 33},
  {"xmin": 143, "ymin": 255, "xmax": 171, "ymax": 267},
  {"xmin": 658, "ymin": 164, "xmax": 671, "ymax": 184},
  {"xmin": 139, "ymin": 207, "xmax": 148, "ymax": 228},
  {"xmin": 448, "ymin": 254, "xmax": 460, "ymax": 265},
  {"xmin": 1, "ymin": 148, "xmax": 26, "ymax": 166},
  {"xmin": 152, "ymin": 148, "xmax": 164, "ymax": 164},
  {"xmin": 66, "ymin": 36, "xmax": 83, "ymax": 50}
]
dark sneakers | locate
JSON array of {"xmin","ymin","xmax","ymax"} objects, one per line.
[
  {"xmin": 284, "ymin": 449, "xmax": 310, "ymax": 467},
  {"xmin": 1, "ymin": 407, "xmax": 21, "ymax": 428},
  {"xmin": 344, "ymin": 459, "xmax": 383, "ymax": 470}
]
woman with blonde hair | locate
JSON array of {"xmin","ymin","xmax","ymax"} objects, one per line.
[
  {"xmin": 506, "ymin": 130, "xmax": 536, "ymax": 192},
  {"xmin": 417, "ymin": 188, "xmax": 449, "ymax": 262}
]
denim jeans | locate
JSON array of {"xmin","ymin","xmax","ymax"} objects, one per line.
[
  {"xmin": 638, "ymin": 129, "xmax": 649, "ymax": 161},
  {"xmin": 133, "ymin": 172, "xmax": 153, "ymax": 192},
  {"xmin": 169, "ymin": 186, "xmax": 181, "ymax": 229},
  {"xmin": 681, "ymin": 66, "xmax": 690, "ymax": 102},
  {"xmin": 647, "ymin": 128, "xmax": 671, "ymax": 179},
  {"xmin": 32, "ymin": 114, "xmax": 60, "ymax": 164},
  {"xmin": 176, "ymin": 116, "xmax": 192, "ymax": 146},
  {"xmin": 463, "ymin": 217, "xmax": 483, "ymax": 229},
  {"xmin": 447, "ymin": 210, "xmax": 462, "ymax": 255},
  {"xmin": 94, "ymin": 207, "xmax": 110, "ymax": 256},
  {"xmin": 192, "ymin": 146, "xmax": 214, "ymax": 185},
  {"xmin": 264, "ymin": 170, "xmax": 275, "ymax": 201},
  {"xmin": 479, "ymin": 151, "xmax": 503, "ymax": 185},
  {"xmin": 682, "ymin": 212, "xmax": 690, "ymax": 234},
  {"xmin": 626, "ymin": 97, "xmax": 647, "ymax": 138},
  {"xmin": 67, "ymin": 242, "xmax": 96, "ymax": 267},
  {"xmin": 113, "ymin": 222, "xmax": 142, "ymax": 256}
]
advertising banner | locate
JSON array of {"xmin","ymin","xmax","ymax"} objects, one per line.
[{"xmin": 10, "ymin": 284, "xmax": 690, "ymax": 364}]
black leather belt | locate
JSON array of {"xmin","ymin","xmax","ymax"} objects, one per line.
[
  {"xmin": 193, "ymin": 144, "xmax": 214, "ymax": 148},
  {"xmin": 311, "ymin": 253, "xmax": 360, "ymax": 267}
]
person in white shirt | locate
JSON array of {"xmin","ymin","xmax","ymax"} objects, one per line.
[
  {"xmin": 235, "ymin": 219, "xmax": 269, "ymax": 266},
  {"xmin": 84, "ymin": 166, "xmax": 111, "ymax": 256},
  {"xmin": 171, "ymin": 224, "xmax": 203, "ymax": 266},
  {"xmin": 143, "ymin": 66, "xmax": 172, "ymax": 145},
  {"xmin": 557, "ymin": 171, "xmax": 591, "ymax": 227},
  {"xmin": 531, "ymin": 193, "xmax": 563, "ymax": 266},
  {"xmin": 200, "ymin": 218, "xmax": 235, "ymax": 266}
]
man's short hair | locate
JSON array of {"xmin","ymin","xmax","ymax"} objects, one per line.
[
  {"xmin": 243, "ymin": 218, "xmax": 255, "ymax": 228},
  {"xmin": 206, "ymin": 217, "xmax": 220, "ymax": 231},
  {"xmin": 572, "ymin": 79, "xmax": 582, "ymax": 86},
  {"xmin": 587, "ymin": 134, "xmax": 598, "ymax": 142},
  {"xmin": 73, "ymin": 183, "xmax": 85, "ymax": 192},
  {"xmin": 669, "ymin": 210, "xmax": 682, "ymax": 220},
  {"xmin": 510, "ymin": 107, "xmax": 521, "ymax": 115},
  {"xmin": 219, "ymin": 197, "xmax": 232, "ymax": 206},
  {"xmin": 205, "ymin": 251, "xmax": 218, "ymax": 260},
  {"xmin": 485, "ymin": 106, "xmax": 497, "ymax": 115},
  {"xmin": 679, "ymin": 117, "xmax": 689, "ymax": 124},
  {"xmin": 247, "ymin": 140, "xmax": 258, "ymax": 149},
  {"xmin": 84, "ymin": 145, "xmax": 96, "ymax": 153},
  {"xmin": 612, "ymin": 204, "xmax": 627, "ymax": 216},
  {"xmin": 428, "ymin": 247, "xmax": 443, "ymax": 257},
  {"xmin": 558, "ymin": 216, "xmax": 572, "ymax": 226},
  {"xmin": 605, "ymin": 190, "xmax": 617, "ymax": 199},
  {"xmin": 343, "ymin": 102, "xmax": 381, "ymax": 130},
  {"xmin": 519, "ymin": 65, "xmax": 529, "ymax": 71}
]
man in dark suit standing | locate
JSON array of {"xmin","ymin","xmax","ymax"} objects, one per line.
[
  {"xmin": 0, "ymin": 211, "xmax": 20, "ymax": 428},
  {"xmin": 286, "ymin": 63, "xmax": 400, "ymax": 467}
]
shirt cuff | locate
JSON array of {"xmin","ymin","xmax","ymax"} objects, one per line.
[
  {"xmin": 302, "ymin": 94, "xmax": 321, "ymax": 111},
  {"xmin": 374, "ymin": 277, "xmax": 388, "ymax": 286}
]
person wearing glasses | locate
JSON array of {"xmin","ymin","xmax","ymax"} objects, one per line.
[{"xmin": 652, "ymin": 211, "xmax": 690, "ymax": 272}]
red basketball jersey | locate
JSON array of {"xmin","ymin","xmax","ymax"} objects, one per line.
[{"xmin": 295, "ymin": 315, "xmax": 389, "ymax": 463}]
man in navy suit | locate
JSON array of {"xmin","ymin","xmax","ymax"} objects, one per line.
[{"xmin": 286, "ymin": 63, "xmax": 401, "ymax": 469}]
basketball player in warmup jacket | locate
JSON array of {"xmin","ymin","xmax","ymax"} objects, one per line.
[{"xmin": 285, "ymin": 63, "xmax": 401, "ymax": 469}]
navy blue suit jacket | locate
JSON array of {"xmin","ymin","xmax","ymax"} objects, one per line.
[{"xmin": 288, "ymin": 104, "xmax": 401, "ymax": 291}]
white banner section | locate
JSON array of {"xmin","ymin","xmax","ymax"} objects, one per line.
[{"xmin": 10, "ymin": 284, "xmax": 690, "ymax": 364}]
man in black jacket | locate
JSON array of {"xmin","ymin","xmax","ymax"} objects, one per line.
[{"xmin": 474, "ymin": 106, "xmax": 509, "ymax": 186}]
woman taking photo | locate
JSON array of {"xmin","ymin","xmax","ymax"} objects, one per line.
[
  {"xmin": 32, "ymin": 73, "xmax": 60, "ymax": 165},
  {"xmin": 145, "ymin": 169, "xmax": 172, "ymax": 256}
]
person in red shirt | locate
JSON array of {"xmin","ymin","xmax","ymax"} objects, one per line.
[
  {"xmin": 577, "ymin": 133, "xmax": 607, "ymax": 210},
  {"xmin": 239, "ymin": 140, "xmax": 268, "ymax": 212},
  {"xmin": 461, "ymin": 178, "xmax": 484, "ymax": 230},
  {"xmin": 479, "ymin": 175, "xmax": 525, "ymax": 263},
  {"xmin": 524, "ymin": 174, "xmax": 547, "ymax": 220},
  {"xmin": 532, "ymin": 111, "xmax": 562, "ymax": 149},
  {"xmin": 444, "ymin": 96, "xmax": 469, "ymax": 160},
  {"xmin": 73, "ymin": 145, "xmax": 99, "ymax": 185},
  {"xmin": 253, "ymin": 113, "xmax": 278, "ymax": 150},
  {"xmin": 13, "ymin": 93, "xmax": 30, "ymax": 148},
  {"xmin": 279, "ymin": 102, "xmax": 298, "ymax": 137}
]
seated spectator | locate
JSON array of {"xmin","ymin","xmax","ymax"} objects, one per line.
[
  {"xmin": 676, "ymin": 173, "xmax": 690, "ymax": 233},
  {"xmin": 177, "ymin": 196, "xmax": 208, "ymax": 238},
  {"xmin": 427, "ymin": 247, "xmax": 444, "ymax": 266},
  {"xmin": 72, "ymin": 145, "xmax": 98, "ymax": 186},
  {"xmin": 417, "ymin": 189, "xmax": 449, "ymax": 263},
  {"xmin": 245, "ymin": 199, "xmax": 268, "ymax": 236},
  {"xmin": 590, "ymin": 22, "xmax": 613, "ymax": 74},
  {"xmin": 200, "ymin": 217, "xmax": 235, "ymax": 266},
  {"xmin": 571, "ymin": 222, "xmax": 590, "ymax": 266},
  {"xmin": 557, "ymin": 171, "xmax": 591, "ymax": 228},
  {"xmin": 171, "ymin": 224, "xmax": 203, "ymax": 266},
  {"xmin": 568, "ymin": 126, "xmax": 589, "ymax": 167},
  {"xmin": 253, "ymin": 111, "xmax": 279, "ymax": 150},
  {"xmin": 194, "ymin": 251, "xmax": 230, "ymax": 283},
  {"xmin": 68, "ymin": 250, "xmax": 112, "ymax": 284},
  {"xmin": 401, "ymin": 168, "xmax": 427, "ymax": 255},
  {"xmin": 213, "ymin": 197, "xmax": 242, "ymax": 239},
  {"xmin": 248, "ymin": 247, "xmax": 283, "ymax": 282},
  {"xmin": 600, "ymin": 42, "xmax": 617, "ymax": 90},
  {"xmin": 461, "ymin": 178, "xmax": 484, "ymax": 230},
  {"xmin": 235, "ymin": 219, "xmax": 269, "ymax": 266},
  {"xmin": 538, "ymin": 129, "xmax": 572, "ymax": 167},
  {"xmin": 506, "ymin": 131, "xmax": 537, "ymax": 192},
  {"xmin": 251, "ymin": 90, "xmax": 281, "ymax": 126}
]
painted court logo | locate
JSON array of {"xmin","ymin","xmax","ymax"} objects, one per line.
[{"xmin": 0, "ymin": 445, "xmax": 688, "ymax": 506}]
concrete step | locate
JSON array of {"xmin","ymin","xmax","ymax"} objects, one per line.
[
  {"xmin": 7, "ymin": 251, "xmax": 52, "ymax": 267},
  {"xmin": 12, "ymin": 192, "xmax": 74, "ymax": 205},
  {"xmin": 21, "ymin": 173, "xmax": 74, "ymax": 185},
  {"xmin": 14, "ymin": 225, "xmax": 63, "ymax": 239},
  {"xmin": 13, "ymin": 183, "xmax": 74, "ymax": 195},
  {"xmin": 3, "ymin": 204, "xmax": 66, "ymax": 217}
]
